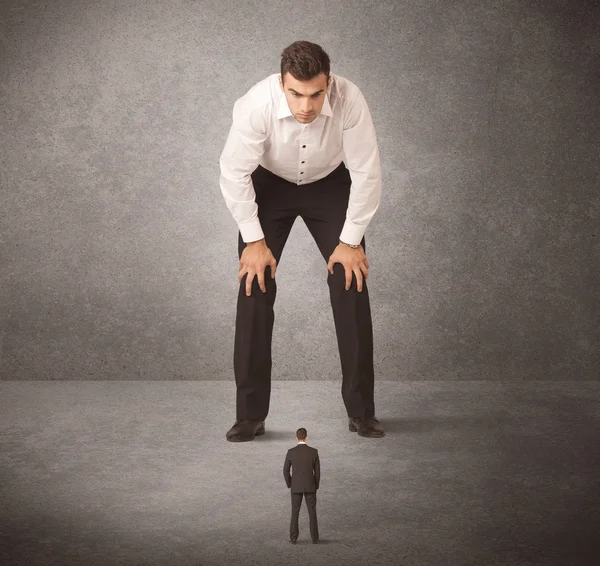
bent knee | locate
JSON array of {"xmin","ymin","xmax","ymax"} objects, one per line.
[{"xmin": 327, "ymin": 263, "xmax": 367, "ymax": 291}]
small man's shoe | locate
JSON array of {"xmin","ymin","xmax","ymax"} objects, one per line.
[
  {"xmin": 226, "ymin": 419, "xmax": 265, "ymax": 442},
  {"xmin": 290, "ymin": 538, "xmax": 297, "ymax": 545},
  {"xmin": 349, "ymin": 416, "xmax": 386, "ymax": 438}
]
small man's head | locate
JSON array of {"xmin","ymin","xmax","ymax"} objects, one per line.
[{"xmin": 296, "ymin": 427, "xmax": 307, "ymax": 442}]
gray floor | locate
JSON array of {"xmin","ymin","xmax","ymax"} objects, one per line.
[{"xmin": 1, "ymin": 381, "xmax": 599, "ymax": 566}]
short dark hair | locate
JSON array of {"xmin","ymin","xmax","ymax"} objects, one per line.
[
  {"xmin": 296, "ymin": 428, "xmax": 307, "ymax": 440},
  {"xmin": 280, "ymin": 40, "xmax": 331, "ymax": 86}
]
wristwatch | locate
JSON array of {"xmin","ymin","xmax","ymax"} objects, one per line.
[{"xmin": 339, "ymin": 239, "xmax": 359, "ymax": 249}]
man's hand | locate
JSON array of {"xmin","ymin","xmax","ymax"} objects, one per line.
[
  {"xmin": 238, "ymin": 238, "xmax": 277, "ymax": 296},
  {"xmin": 327, "ymin": 243, "xmax": 369, "ymax": 292}
]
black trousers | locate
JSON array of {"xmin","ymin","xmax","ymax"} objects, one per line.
[
  {"xmin": 290, "ymin": 491, "xmax": 318, "ymax": 542},
  {"xmin": 234, "ymin": 162, "xmax": 376, "ymax": 420}
]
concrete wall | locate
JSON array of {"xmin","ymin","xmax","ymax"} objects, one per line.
[{"xmin": 1, "ymin": 0, "xmax": 598, "ymax": 380}]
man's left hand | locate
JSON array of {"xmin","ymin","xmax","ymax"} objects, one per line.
[{"xmin": 327, "ymin": 243, "xmax": 369, "ymax": 292}]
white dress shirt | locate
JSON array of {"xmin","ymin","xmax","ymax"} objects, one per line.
[{"xmin": 219, "ymin": 72, "xmax": 382, "ymax": 245}]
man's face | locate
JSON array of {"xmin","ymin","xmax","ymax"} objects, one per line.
[{"xmin": 279, "ymin": 72, "xmax": 329, "ymax": 123}]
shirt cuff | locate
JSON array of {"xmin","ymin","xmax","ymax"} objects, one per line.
[
  {"xmin": 239, "ymin": 218, "xmax": 265, "ymax": 243},
  {"xmin": 339, "ymin": 220, "xmax": 366, "ymax": 247}
]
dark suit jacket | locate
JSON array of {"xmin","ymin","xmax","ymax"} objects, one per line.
[{"xmin": 283, "ymin": 443, "xmax": 320, "ymax": 493}]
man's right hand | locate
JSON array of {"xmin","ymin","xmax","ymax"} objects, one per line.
[{"xmin": 238, "ymin": 238, "xmax": 277, "ymax": 296}]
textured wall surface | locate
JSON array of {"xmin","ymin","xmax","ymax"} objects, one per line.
[{"xmin": 1, "ymin": 0, "xmax": 598, "ymax": 380}]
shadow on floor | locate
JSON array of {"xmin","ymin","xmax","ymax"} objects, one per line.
[{"xmin": 382, "ymin": 415, "xmax": 504, "ymax": 434}]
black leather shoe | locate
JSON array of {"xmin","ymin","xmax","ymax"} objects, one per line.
[
  {"xmin": 349, "ymin": 416, "xmax": 386, "ymax": 438},
  {"xmin": 290, "ymin": 538, "xmax": 297, "ymax": 545},
  {"xmin": 226, "ymin": 419, "xmax": 265, "ymax": 442}
]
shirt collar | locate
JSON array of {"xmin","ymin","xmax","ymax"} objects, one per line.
[
  {"xmin": 276, "ymin": 74, "xmax": 334, "ymax": 120},
  {"xmin": 297, "ymin": 441, "xmax": 307, "ymax": 444}
]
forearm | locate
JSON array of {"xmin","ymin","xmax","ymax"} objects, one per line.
[
  {"xmin": 219, "ymin": 170, "xmax": 265, "ymax": 242},
  {"xmin": 339, "ymin": 185, "xmax": 381, "ymax": 245},
  {"xmin": 339, "ymin": 159, "xmax": 382, "ymax": 245}
]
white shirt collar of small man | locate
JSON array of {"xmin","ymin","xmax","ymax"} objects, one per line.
[{"xmin": 297, "ymin": 441, "xmax": 306, "ymax": 444}]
